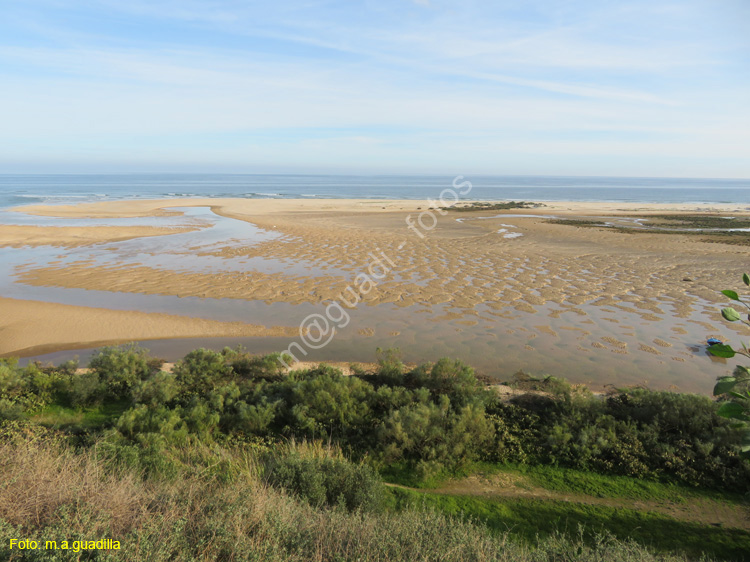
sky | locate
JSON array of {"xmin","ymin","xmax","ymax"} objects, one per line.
[{"xmin": 0, "ymin": 0, "xmax": 748, "ymax": 177}]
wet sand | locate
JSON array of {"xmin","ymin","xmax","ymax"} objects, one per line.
[
  {"xmin": 12, "ymin": 198, "xmax": 749, "ymax": 314},
  {"xmin": 4, "ymin": 198, "xmax": 750, "ymax": 390},
  {"xmin": 0, "ymin": 297, "xmax": 300, "ymax": 357}
]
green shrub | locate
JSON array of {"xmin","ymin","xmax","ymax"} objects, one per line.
[
  {"xmin": 266, "ymin": 453, "xmax": 385, "ymax": 512},
  {"xmin": 415, "ymin": 357, "xmax": 485, "ymax": 407},
  {"xmin": 286, "ymin": 365, "xmax": 374, "ymax": 434},
  {"xmin": 0, "ymin": 361, "xmax": 25, "ymax": 398},
  {"xmin": 56, "ymin": 358, "xmax": 79, "ymax": 376},
  {"xmin": 228, "ymin": 399, "xmax": 279, "ymax": 435},
  {"xmin": 0, "ymin": 361, "xmax": 52, "ymax": 412},
  {"xmin": 0, "ymin": 399, "xmax": 24, "ymax": 421},
  {"xmin": 115, "ymin": 404, "xmax": 189, "ymax": 446},
  {"xmin": 64, "ymin": 370, "xmax": 102, "ymax": 407},
  {"xmin": 173, "ymin": 348, "xmax": 230, "ymax": 398},
  {"xmin": 230, "ymin": 352, "xmax": 286, "ymax": 381},
  {"xmin": 489, "ymin": 388, "xmax": 750, "ymax": 490},
  {"xmin": 379, "ymin": 396, "xmax": 495, "ymax": 471},
  {"xmin": 133, "ymin": 371, "xmax": 180, "ymax": 407},
  {"xmin": 89, "ymin": 344, "xmax": 153, "ymax": 400},
  {"xmin": 372, "ymin": 347, "xmax": 406, "ymax": 386}
]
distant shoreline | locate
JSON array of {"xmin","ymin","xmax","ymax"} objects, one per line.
[{"xmin": 12, "ymin": 197, "xmax": 750, "ymax": 218}]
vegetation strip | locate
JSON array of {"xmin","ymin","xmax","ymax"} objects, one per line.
[{"xmin": 1, "ymin": 345, "xmax": 749, "ymax": 560}]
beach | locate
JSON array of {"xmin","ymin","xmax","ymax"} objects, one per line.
[{"xmin": 3, "ymin": 198, "xmax": 749, "ymax": 392}]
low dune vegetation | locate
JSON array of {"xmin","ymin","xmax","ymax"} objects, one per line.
[
  {"xmin": 545, "ymin": 215, "xmax": 750, "ymax": 246},
  {"xmin": 1, "ymin": 345, "xmax": 750, "ymax": 561}
]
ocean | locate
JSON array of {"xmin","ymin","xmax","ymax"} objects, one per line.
[{"xmin": 1, "ymin": 174, "xmax": 750, "ymax": 209}]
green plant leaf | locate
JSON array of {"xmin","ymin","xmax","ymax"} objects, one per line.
[
  {"xmin": 717, "ymin": 402, "xmax": 746, "ymax": 419},
  {"xmin": 708, "ymin": 344, "xmax": 735, "ymax": 358},
  {"xmin": 744, "ymin": 273, "xmax": 750, "ymax": 286},
  {"xmin": 740, "ymin": 431, "xmax": 750, "ymax": 453},
  {"xmin": 722, "ymin": 307, "xmax": 741, "ymax": 322},
  {"xmin": 714, "ymin": 377, "xmax": 738, "ymax": 395},
  {"xmin": 722, "ymin": 290, "xmax": 741, "ymax": 301},
  {"xmin": 716, "ymin": 402, "xmax": 745, "ymax": 420}
]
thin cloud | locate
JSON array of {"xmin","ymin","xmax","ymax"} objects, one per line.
[{"xmin": 0, "ymin": 0, "xmax": 747, "ymax": 176}]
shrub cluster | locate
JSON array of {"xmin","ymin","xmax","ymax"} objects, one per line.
[
  {"xmin": 4, "ymin": 345, "xmax": 750, "ymax": 492},
  {"xmin": 266, "ymin": 452, "xmax": 384, "ymax": 512},
  {"xmin": 486, "ymin": 389, "xmax": 750, "ymax": 490}
]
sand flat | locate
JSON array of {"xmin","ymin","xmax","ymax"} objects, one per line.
[
  {"xmin": 4, "ymin": 198, "xmax": 750, "ymax": 389},
  {"xmin": 13, "ymin": 199, "xmax": 749, "ymax": 317}
]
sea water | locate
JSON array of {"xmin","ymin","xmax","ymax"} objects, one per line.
[{"xmin": 1, "ymin": 174, "xmax": 749, "ymax": 209}]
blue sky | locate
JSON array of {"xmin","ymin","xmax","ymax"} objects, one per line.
[{"xmin": 1, "ymin": 0, "xmax": 748, "ymax": 177}]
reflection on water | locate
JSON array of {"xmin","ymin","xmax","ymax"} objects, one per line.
[
  {"xmin": 2, "ymin": 206, "xmax": 744, "ymax": 394},
  {"xmin": 2, "ymin": 206, "xmax": 352, "ymax": 280}
]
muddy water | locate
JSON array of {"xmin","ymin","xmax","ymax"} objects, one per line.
[{"xmin": 3, "ymin": 206, "xmax": 743, "ymax": 394}]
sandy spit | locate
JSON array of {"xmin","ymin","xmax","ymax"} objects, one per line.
[
  {"xmin": 0, "ymin": 225, "xmax": 197, "ymax": 248},
  {"xmin": 13, "ymin": 198, "xmax": 750, "ymax": 219},
  {"xmin": 0, "ymin": 297, "xmax": 299, "ymax": 357}
]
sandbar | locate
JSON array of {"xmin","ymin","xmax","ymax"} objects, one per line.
[
  {"xmin": 0, "ymin": 297, "xmax": 299, "ymax": 357},
  {"xmin": 0, "ymin": 224, "xmax": 197, "ymax": 248}
]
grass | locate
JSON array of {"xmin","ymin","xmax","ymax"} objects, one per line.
[
  {"xmin": 29, "ymin": 400, "xmax": 130, "ymax": 431},
  {"xmin": 645, "ymin": 215, "xmax": 750, "ymax": 229},
  {"xmin": 383, "ymin": 460, "xmax": 745, "ymax": 503},
  {"xmin": 546, "ymin": 219, "xmax": 606, "ymax": 227},
  {"xmin": 0, "ymin": 436, "xmax": 704, "ymax": 562},
  {"xmin": 510, "ymin": 464, "xmax": 742, "ymax": 503},
  {"xmin": 380, "ymin": 460, "xmax": 509, "ymax": 489},
  {"xmin": 389, "ymin": 487, "xmax": 750, "ymax": 561},
  {"xmin": 381, "ymin": 460, "xmax": 750, "ymax": 560}
]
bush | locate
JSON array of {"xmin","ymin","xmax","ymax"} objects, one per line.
[
  {"xmin": 408, "ymin": 357, "xmax": 485, "ymax": 407},
  {"xmin": 228, "ymin": 399, "xmax": 279, "ymax": 435},
  {"xmin": 0, "ymin": 399, "xmax": 24, "ymax": 421},
  {"xmin": 65, "ymin": 370, "xmax": 102, "ymax": 407},
  {"xmin": 0, "ymin": 361, "xmax": 25, "ymax": 399},
  {"xmin": 266, "ymin": 453, "xmax": 385, "ymax": 512},
  {"xmin": 230, "ymin": 352, "xmax": 286, "ymax": 381},
  {"xmin": 89, "ymin": 344, "xmax": 153, "ymax": 400},
  {"xmin": 173, "ymin": 348, "xmax": 230, "ymax": 398},
  {"xmin": 286, "ymin": 365, "xmax": 374, "ymax": 434},
  {"xmin": 115, "ymin": 404, "xmax": 190, "ymax": 447},
  {"xmin": 133, "ymin": 371, "xmax": 180, "ymax": 407},
  {"xmin": 379, "ymin": 396, "xmax": 495, "ymax": 470}
]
